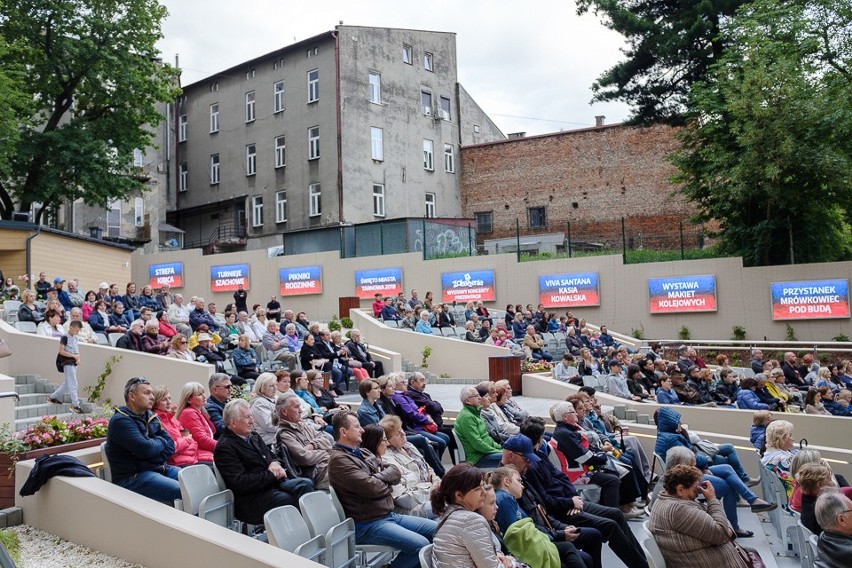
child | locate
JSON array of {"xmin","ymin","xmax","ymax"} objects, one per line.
[{"xmin": 49, "ymin": 320, "xmax": 83, "ymax": 413}]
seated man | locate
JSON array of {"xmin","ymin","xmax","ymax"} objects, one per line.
[
  {"xmin": 261, "ymin": 319, "xmax": 297, "ymax": 371},
  {"xmin": 167, "ymin": 293, "xmax": 192, "ymax": 336},
  {"xmin": 274, "ymin": 394, "xmax": 333, "ymax": 489},
  {"xmin": 115, "ymin": 319, "xmax": 145, "ymax": 351},
  {"xmin": 106, "ymin": 377, "xmax": 181, "ymax": 503},
  {"xmin": 345, "ymin": 329, "xmax": 384, "ymax": 378},
  {"xmin": 188, "ymin": 296, "xmax": 217, "ymax": 332},
  {"xmin": 329, "ymin": 411, "xmax": 436, "ymax": 568},
  {"xmin": 192, "ymin": 332, "xmax": 227, "ymax": 372},
  {"xmin": 405, "ymin": 372, "xmax": 455, "ymax": 446},
  {"xmin": 205, "ymin": 373, "xmax": 232, "ymax": 438},
  {"xmin": 63, "ymin": 307, "xmax": 98, "ymax": 344},
  {"xmin": 453, "ymin": 385, "xmax": 503, "ymax": 468},
  {"xmin": 815, "ymin": 491, "xmax": 852, "ymax": 568},
  {"xmin": 214, "ymin": 399, "xmax": 314, "ymax": 525},
  {"xmin": 380, "ymin": 297, "xmax": 402, "ymax": 321}
]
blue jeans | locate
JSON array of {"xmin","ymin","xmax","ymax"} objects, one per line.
[
  {"xmin": 475, "ymin": 453, "xmax": 504, "ymax": 468},
  {"xmin": 116, "ymin": 466, "xmax": 181, "ymax": 504},
  {"xmin": 418, "ymin": 430, "xmax": 448, "ymax": 457},
  {"xmin": 532, "ymin": 351, "xmax": 553, "ymax": 362},
  {"xmin": 704, "ymin": 473, "xmax": 740, "ymax": 530},
  {"xmin": 709, "ymin": 464, "xmax": 757, "ymax": 502},
  {"xmin": 355, "ymin": 512, "xmax": 437, "ymax": 568},
  {"xmin": 712, "ymin": 444, "xmax": 750, "ymax": 482}
]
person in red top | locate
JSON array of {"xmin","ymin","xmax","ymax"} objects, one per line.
[
  {"xmin": 175, "ymin": 382, "xmax": 217, "ymax": 462},
  {"xmin": 152, "ymin": 385, "xmax": 208, "ymax": 467},
  {"xmin": 371, "ymin": 293, "xmax": 384, "ymax": 318}
]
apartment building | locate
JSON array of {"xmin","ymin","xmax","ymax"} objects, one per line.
[{"xmin": 172, "ymin": 25, "xmax": 503, "ymax": 252}]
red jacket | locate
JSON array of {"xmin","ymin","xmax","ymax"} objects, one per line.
[
  {"xmin": 154, "ymin": 409, "xmax": 200, "ymax": 467},
  {"xmin": 178, "ymin": 406, "xmax": 216, "ymax": 462}
]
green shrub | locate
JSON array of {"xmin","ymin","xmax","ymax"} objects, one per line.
[
  {"xmin": 630, "ymin": 324, "xmax": 645, "ymax": 340},
  {"xmin": 832, "ymin": 333, "xmax": 850, "ymax": 342},
  {"xmin": 327, "ymin": 319, "xmax": 342, "ymax": 332},
  {"xmin": 341, "ymin": 316, "xmax": 353, "ymax": 329},
  {"xmin": 678, "ymin": 325, "xmax": 691, "ymax": 340},
  {"xmin": 785, "ymin": 323, "xmax": 797, "ymax": 342},
  {"xmin": 731, "ymin": 325, "xmax": 747, "ymax": 341},
  {"xmin": 0, "ymin": 530, "xmax": 20, "ymax": 565},
  {"xmin": 421, "ymin": 346, "xmax": 433, "ymax": 369}
]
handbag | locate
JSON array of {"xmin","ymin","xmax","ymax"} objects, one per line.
[
  {"xmin": 695, "ymin": 439, "xmax": 720, "ymax": 458},
  {"xmin": 732, "ymin": 539, "xmax": 766, "ymax": 568},
  {"xmin": 55, "ymin": 354, "xmax": 76, "ymax": 372},
  {"xmin": 0, "ymin": 337, "xmax": 10, "ymax": 359}
]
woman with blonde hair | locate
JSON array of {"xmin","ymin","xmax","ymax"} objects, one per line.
[
  {"xmin": 175, "ymin": 382, "xmax": 217, "ymax": 460},
  {"xmin": 152, "ymin": 385, "xmax": 208, "ymax": 466},
  {"xmin": 249, "ymin": 372, "xmax": 279, "ymax": 446},
  {"xmin": 167, "ymin": 334, "xmax": 195, "ymax": 361},
  {"xmin": 17, "ymin": 289, "xmax": 44, "ymax": 324}
]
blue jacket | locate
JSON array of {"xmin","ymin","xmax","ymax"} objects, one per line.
[
  {"xmin": 494, "ymin": 488, "xmax": 527, "ymax": 535},
  {"xmin": 357, "ymin": 399, "xmax": 384, "ymax": 426},
  {"xmin": 231, "ymin": 347, "xmax": 257, "ymax": 369},
  {"xmin": 380, "ymin": 305, "xmax": 400, "ymax": 321},
  {"xmin": 512, "ymin": 320, "xmax": 527, "ymax": 339},
  {"xmin": 656, "ymin": 387, "xmax": 681, "ymax": 405},
  {"xmin": 137, "ymin": 294, "xmax": 160, "ymax": 310},
  {"xmin": 414, "ymin": 319, "xmax": 432, "ymax": 334},
  {"xmin": 736, "ymin": 389, "xmax": 769, "ymax": 410},
  {"xmin": 654, "ymin": 406, "xmax": 708, "ymax": 468},
  {"xmin": 87, "ymin": 311, "xmax": 108, "ymax": 333},
  {"xmin": 106, "ymin": 406, "xmax": 175, "ymax": 483},
  {"xmin": 56, "ymin": 290, "xmax": 72, "ymax": 312},
  {"xmin": 750, "ymin": 425, "xmax": 766, "ymax": 451},
  {"xmin": 206, "ymin": 396, "xmax": 226, "ymax": 438},
  {"xmin": 823, "ymin": 400, "xmax": 851, "ymax": 417}
]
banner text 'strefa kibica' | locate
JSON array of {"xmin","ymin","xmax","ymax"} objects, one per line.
[
  {"xmin": 648, "ymin": 274, "xmax": 717, "ymax": 313},
  {"xmin": 148, "ymin": 262, "xmax": 183, "ymax": 289},
  {"xmin": 354, "ymin": 268, "xmax": 403, "ymax": 299},
  {"xmin": 538, "ymin": 272, "xmax": 599, "ymax": 307},
  {"xmin": 771, "ymin": 279, "xmax": 849, "ymax": 320},
  {"xmin": 441, "ymin": 270, "xmax": 495, "ymax": 303},
  {"xmin": 279, "ymin": 266, "xmax": 322, "ymax": 296},
  {"xmin": 210, "ymin": 264, "xmax": 249, "ymax": 292}
]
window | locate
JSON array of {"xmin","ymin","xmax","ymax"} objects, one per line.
[
  {"xmin": 529, "ymin": 206, "xmax": 546, "ymax": 229},
  {"xmin": 245, "ymin": 91, "xmax": 256, "ymax": 122},
  {"xmin": 475, "ymin": 212, "xmax": 493, "ymax": 234},
  {"xmin": 308, "ymin": 126, "xmax": 320, "ymax": 160},
  {"xmin": 275, "ymin": 136, "xmax": 286, "ymax": 168},
  {"xmin": 210, "ymin": 103, "xmax": 219, "ymax": 133},
  {"xmin": 370, "ymin": 127, "xmax": 383, "ymax": 161},
  {"xmin": 178, "ymin": 163, "xmax": 188, "ymax": 192},
  {"xmin": 309, "ymin": 183, "xmax": 321, "ymax": 217},
  {"xmin": 423, "ymin": 139, "xmax": 434, "ymax": 171},
  {"xmin": 307, "ymin": 69, "xmax": 319, "ymax": 103},
  {"xmin": 273, "ymin": 81, "xmax": 285, "ymax": 113},
  {"xmin": 210, "ymin": 154, "xmax": 220, "ymax": 184},
  {"xmin": 133, "ymin": 148, "xmax": 144, "ymax": 167},
  {"xmin": 306, "ymin": 47, "xmax": 318, "ymax": 57},
  {"xmin": 444, "ymin": 144, "xmax": 455, "ymax": 173},
  {"xmin": 402, "ymin": 44, "xmax": 412, "ymax": 64},
  {"xmin": 421, "ymin": 91, "xmax": 432, "ymax": 116},
  {"xmin": 246, "ymin": 144, "xmax": 256, "ymax": 176},
  {"xmin": 107, "ymin": 199, "xmax": 121, "ymax": 238},
  {"xmin": 275, "ymin": 190, "xmax": 287, "ymax": 223},
  {"xmin": 209, "ymin": 82, "xmax": 219, "ymax": 92},
  {"xmin": 424, "ymin": 52, "xmax": 433, "ymax": 71},
  {"xmin": 439, "ymin": 96, "xmax": 451, "ymax": 121},
  {"xmin": 474, "ymin": 124, "xmax": 481, "ymax": 133},
  {"xmin": 373, "ymin": 183, "xmax": 385, "ymax": 217},
  {"xmin": 369, "ymin": 72, "xmax": 381, "ymax": 104},
  {"xmin": 246, "ymin": 69, "xmax": 255, "ymax": 79},
  {"xmin": 425, "ymin": 193, "xmax": 436, "ymax": 218},
  {"xmin": 134, "ymin": 197, "xmax": 144, "ymax": 227},
  {"xmin": 252, "ymin": 196, "xmax": 263, "ymax": 227},
  {"xmin": 178, "ymin": 114, "xmax": 187, "ymax": 142}
]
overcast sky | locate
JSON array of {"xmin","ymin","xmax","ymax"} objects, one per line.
[{"xmin": 156, "ymin": 0, "xmax": 631, "ymax": 136}]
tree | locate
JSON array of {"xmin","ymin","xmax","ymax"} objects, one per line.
[
  {"xmin": 0, "ymin": 0, "xmax": 180, "ymax": 223},
  {"xmin": 671, "ymin": 0, "xmax": 852, "ymax": 266},
  {"xmin": 576, "ymin": 0, "xmax": 750, "ymax": 124}
]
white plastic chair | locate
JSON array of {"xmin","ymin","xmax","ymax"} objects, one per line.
[
  {"xmin": 451, "ymin": 429, "xmax": 467, "ymax": 464},
  {"xmin": 14, "ymin": 321, "xmax": 37, "ymax": 333},
  {"xmin": 100, "ymin": 442, "xmax": 112, "ymax": 483},
  {"xmin": 809, "ymin": 534, "xmax": 818, "ymax": 560},
  {"xmin": 264, "ymin": 505, "xmax": 326, "ymax": 564},
  {"xmin": 419, "ymin": 543, "xmax": 433, "ymax": 568},
  {"xmin": 108, "ymin": 333, "xmax": 124, "ymax": 347},
  {"xmin": 546, "ymin": 439, "xmax": 601, "ymax": 503},
  {"xmin": 641, "ymin": 536, "xmax": 666, "ymax": 568},
  {"xmin": 178, "ymin": 464, "xmax": 234, "ymax": 524},
  {"xmin": 796, "ymin": 519, "xmax": 814, "ymax": 568}
]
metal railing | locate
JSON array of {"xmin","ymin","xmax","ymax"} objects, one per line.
[{"xmin": 652, "ymin": 339, "xmax": 852, "ymax": 357}]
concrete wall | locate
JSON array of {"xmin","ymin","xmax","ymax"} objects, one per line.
[
  {"xmin": 131, "ymin": 247, "xmax": 852, "ymax": 341},
  {"xmin": 16, "ymin": 447, "xmax": 316, "ymax": 568},
  {"xmin": 458, "ymin": 83, "xmax": 505, "ymax": 146},
  {"xmin": 30, "ymin": 231, "xmax": 133, "ymax": 295}
]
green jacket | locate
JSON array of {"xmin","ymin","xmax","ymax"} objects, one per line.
[
  {"xmin": 504, "ymin": 517, "xmax": 560, "ymax": 568},
  {"xmin": 453, "ymin": 404, "xmax": 502, "ymax": 465}
]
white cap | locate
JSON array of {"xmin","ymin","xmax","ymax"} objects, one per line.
[{"xmin": 99, "ymin": 282, "xmax": 109, "ymax": 289}]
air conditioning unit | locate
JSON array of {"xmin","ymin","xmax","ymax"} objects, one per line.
[
  {"xmin": 422, "ymin": 106, "xmax": 431, "ymax": 116},
  {"xmin": 437, "ymin": 109, "xmax": 449, "ymax": 121}
]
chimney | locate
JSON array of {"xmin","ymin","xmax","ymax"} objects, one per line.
[
  {"xmin": 595, "ymin": 115, "xmax": 606, "ymax": 128},
  {"xmin": 508, "ymin": 132, "xmax": 526, "ymax": 139}
]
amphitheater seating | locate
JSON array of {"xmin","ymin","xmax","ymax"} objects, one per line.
[{"xmin": 264, "ymin": 505, "xmax": 326, "ymax": 564}]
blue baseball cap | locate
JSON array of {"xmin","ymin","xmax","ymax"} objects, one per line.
[{"xmin": 502, "ymin": 434, "xmax": 540, "ymax": 463}]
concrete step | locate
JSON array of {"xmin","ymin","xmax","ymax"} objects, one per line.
[
  {"xmin": 14, "ymin": 401, "xmax": 101, "ymax": 431},
  {"xmin": 17, "ymin": 393, "xmax": 49, "ymax": 406}
]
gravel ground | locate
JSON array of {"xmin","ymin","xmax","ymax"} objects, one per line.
[{"xmin": 7, "ymin": 526, "xmax": 145, "ymax": 568}]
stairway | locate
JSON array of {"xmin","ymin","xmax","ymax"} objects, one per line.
[{"xmin": 13, "ymin": 375, "xmax": 98, "ymax": 431}]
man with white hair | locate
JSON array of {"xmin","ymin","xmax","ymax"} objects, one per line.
[
  {"xmin": 167, "ymin": 293, "xmax": 192, "ymax": 336},
  {"xmin": 814, "ymin": 491, "xmax": 852, "ymax": 567},
  {"xmin": 453, "ymin": 385, "xmax": 503, "ymax": 467},
  {"xmin": 63, "ymin": 307, "xmax": 97, "ymax": 343}
]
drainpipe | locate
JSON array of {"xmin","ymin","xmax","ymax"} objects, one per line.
[
  {"xmin": 25, "ymin": 225, "xmax": 41, "ymax": 290},
  {"xmin": 333, "ymin": 30, "xmax": 344, "ymax": 225}
]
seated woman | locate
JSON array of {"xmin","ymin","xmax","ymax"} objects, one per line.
[
  {"xmin": 37, "ymin": 309, "xmax": 66, "ymax": 338},
  {"xmin": 554, "ymin": 354, "xmax": 580, "ymax": 384},
  {"xmin": 299, "ymin": 333, "xmax": 330, "ymax": 372},
  {"xmin": 492, "ymin": 380, "xmax": 529, "ymax": 425},
  {"xmin": 576, "ymin": 391, "xmax": 650, "ymax": 481},
  {"xmin": 565, "ymin": 328, "xmax": 584, "ymax": 357},
  {"xmin": 17, "ymin": 289, "xmax": 45, "ymax": 324},
  {"xmin": 476, "ymin": 384, "xmax": 518, "ymax": 444},
  {"xmin": 362, "ymin": 423, "xmax": 434, "ymax": 518},
  {"xmin": 789, "ymin": 449, "xmax": 852, "ymax": 515},
  {"xmin": 141, "ymin": 319, "xmax": 171, "ymax": 355},
  {"xmin": 152, "ymin": 385, "xmax": 210, "ymax": 467},
  {"xmin": 795, "ymin": 463, "xmax": 844, "ymax": 536},
  {"xmin": 432, "ymin": 464, "xmax": 512, "ymax": 568},
  {"xmin": 167, "ymin": 334, "xmax": 196, "ymax": 362},
  {"xmin": 736, "ymin": 377, "xmax": 774, "ymax": 410},
  {"xmin": 462, "ymin": 320, "xmax": 480, "ymax": 342},
  {"xmin": 576, "ymin": 349, "xmax": 600, "ymax": 380},
  {"xmin": 760, "ymin": 419, "xmax": 797, "ymax": 500},
  {"xmin": 109, "ymin": 301, "xmax": 133, "ymax": 333},
  {"xmin": 822, "ymin": 388, "xmax": 852, "ymax": 416},
  {"xmin": 415, "ymin": 311, "xmax": 433, "ymax": 334},
  {"xmin": 249, "ymin": 373, "xmax": 280, "ymax": 447},
  {"xmin": 804, "ymin": 386, "xmax": 832, "ymax": 415},
  {"xmin": 648, "ymin": 464, "xmax": 759, "ymax": 567},
  {"xmin": 754, "ymin": 375, "xmax": 783, "ymax": 411},
  {"xmin": 307, "ymin": 370, "xmax": 345, "ymax": 415},
  {"xmin": 174, "ymin": 382, "xmax": 217, "ymax": 462},
  {"xmin": 293, "ymin": 370, "xmax": 327, "ymax": 416},
  {"xmin": 231, "ymin": 334, "xmax": 261, "ymax": 382}
]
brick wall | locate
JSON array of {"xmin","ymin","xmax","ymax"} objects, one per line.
[{"xmin": 460, "ymin": 123, "xmax": 699, "ymax": 249}]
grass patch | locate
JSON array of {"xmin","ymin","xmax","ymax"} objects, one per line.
[
  {"xmin": 0, "ymin": 529, "xmax": 21, "ymax": 565},
  {"xmin": 519, "ymin": 246, "xmax": 724, "ymax": 264}
]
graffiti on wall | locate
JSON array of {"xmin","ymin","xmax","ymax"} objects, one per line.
[{"xmin": 413, "ymin": 223, "xmax": 475, "ymax": 258}]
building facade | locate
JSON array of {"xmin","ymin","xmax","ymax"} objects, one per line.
[
  {"xmin": 171, "ymin": 25, "xmax": 503, "ymax": 253},
  {"xmin": 460, "ymin": 122, "xmax": 700, "ymax": 252}
]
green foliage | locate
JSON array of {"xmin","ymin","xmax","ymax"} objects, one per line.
[
  {"xmin": 421, "ymin": 346, "xmax": 433, "ymax": 369},
  {"xmin": 340, "ymin": 316, "xmax": 354, "ymax": 329},
  {"xmin": 439, "ymin": 373, "xmax": 450, "ymax": 378},
  {"xmin": 0, "ymin": 529, "xmax": 20, "ymax": 565},
  {"xmin": 678, "ymin": 325, "xmax": 691, "ymax": 340},
  {"xmin": 85, "ymin": 355, "xmax": 121, "ymax": 404},
  {"xmin": 671, "ymin": 0, "xmax": 852, "ymax": 266},
  {"xmin": 630, "ymin": 324, "xmax": 645, "ymax": 340},
  {"xmin": 575, "ymin": 0, "xmax": 749, "ymax": 123},
  {"xmin": 731, "ymin": 325, "xmax": 747, "ymax": 341},
  {"xmin": 785, "ymin": 323, "xmax": 797, "ymax": 342},
  {"xmin": 0, "ymin": 0, "xmax": 181, "ymax": 221},
  {"xmin": 431, "ymin": 251, "xmax": 471, "ymax": 260},
  {"xmin": 832, "ymin": 333, "xmax": 850, "ymax": 342},
  {"xmin": 327, "ymin": 319, "xmax": 342, "ymax": 332}
]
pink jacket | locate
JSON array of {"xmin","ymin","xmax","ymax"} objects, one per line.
[
  {"xmin": 178, "ymin": 406, "xmax": 216, "ymax": 461},
  {"xmin": 154, "ymin": 409, "xmax": 200, "ymax": 467}
]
